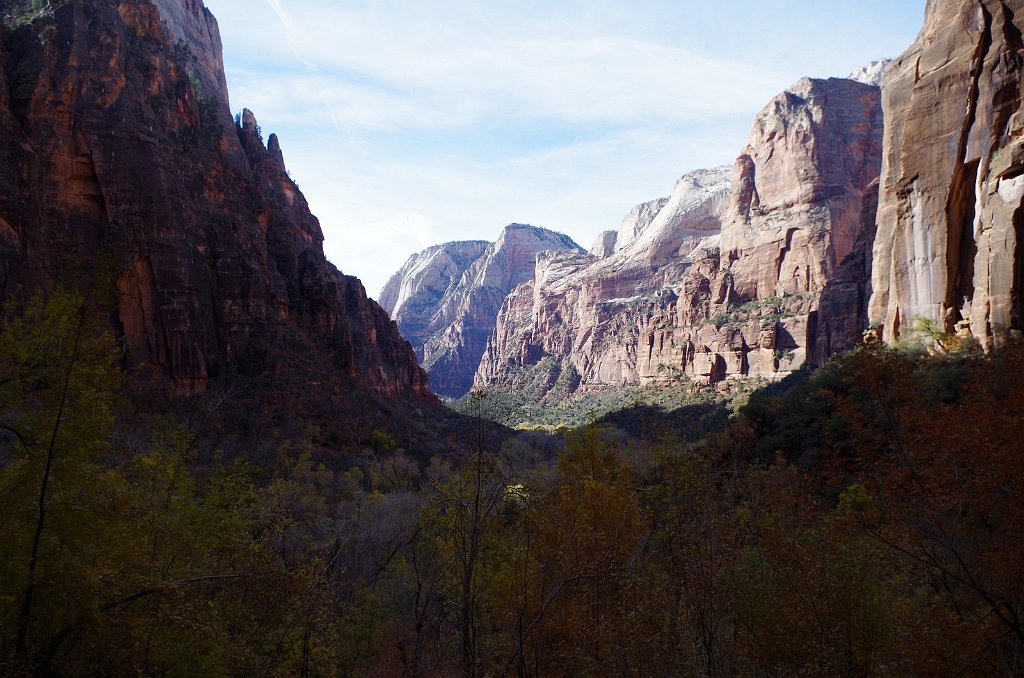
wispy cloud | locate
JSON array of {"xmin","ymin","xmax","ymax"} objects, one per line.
[
  {"xmin": 204, "ymin": 0, "xmax": 926, "ymax": 296},
  {"xmin": 262, "ymin": 0, "xmax": 319, "ymax": 71},
  {"xmin": 243, "ymin": 4, "xmax": 787, "ymax": 128}
]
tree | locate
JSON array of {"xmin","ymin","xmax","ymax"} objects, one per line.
[
  {"xmin": 0, "ymin": 288, "xmax": 120, "ymax": 671},
  {"xmin": 0, "ymin": 289, "xmax": 308, "ymax": 675},
  {"xmin": 521, "ymin": 425, "xmax": 643, "ymax": 674}
]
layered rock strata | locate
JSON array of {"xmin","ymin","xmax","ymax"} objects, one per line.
[
  {"xmin": 378, "ymin": 240, "xmax": 490, "ymax": 356},
  {"xmin": 869, "ymin": 0, "xmax": 1024, "ymax": 347},
  {"xmin": 381, "ymin": 224, "xmax": 582, "ymax": 397},
  {"xmin": 474, "ymin": 78, "xmax": 884, "ymax": 393},
  {"xmin": 0, "ymin": 0, "xmax": 430, "ymax": 408}
]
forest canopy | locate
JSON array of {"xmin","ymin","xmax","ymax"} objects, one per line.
[{"xmin": 0, "ymin": 288, "xmax": 1022, "ymax": 676}]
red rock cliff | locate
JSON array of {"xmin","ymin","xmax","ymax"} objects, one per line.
[
  {"xmin": 870, "ymin": 0, "xmax": 1024, "ymax": 346},
  {"xmin": 0, "ymin": 0, "xmax": 430, "ymax": 404}
]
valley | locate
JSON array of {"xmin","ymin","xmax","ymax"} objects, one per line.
[{"xmin": 0, "ymin": 0, "xmax": 1022, "ymax": 675}]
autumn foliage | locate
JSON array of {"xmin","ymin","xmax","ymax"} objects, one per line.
[{"xmin": 0, "ymin": 290, "xmax": 1022, "ymax": 675}]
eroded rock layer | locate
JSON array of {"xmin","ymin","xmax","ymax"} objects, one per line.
[
  {"xmin": 382, "ymin": 224, "xmax": 582, "ymax": 397},
  {"xmin": 0, "ymin": 0, "xmax": 430, "ymax": 408},
  {"xmin": 869, "ymin": 0, "xmax": 1024, "ymax": 347},
  {"xmin": 474, "ymin": 78, "xmax": 883, "ymax": 394},
  {"xmin": 378, "ymin": 240, "xmax": 490, "ymax": 358}
]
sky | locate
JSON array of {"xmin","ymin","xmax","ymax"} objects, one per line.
[{"xmin": 201, "ymin": 0, "xmax": 926, "ymax": 298}]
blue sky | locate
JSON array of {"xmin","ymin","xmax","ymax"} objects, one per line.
[{"xmin": 202, "ymin": 0, "xmax": 926, "ymax": 297}]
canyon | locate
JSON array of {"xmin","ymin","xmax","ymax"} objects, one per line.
[
  {"xmin": 1, "ymin": 2, "xmax": 1021, "ymax": 674},
  {"xmin": 390, "ymin": 77, "xmax": 885, "ymax": 399},
  {"xmin": 386, "ymin": 0, "xmax": 1024, "ymax": 405},
  {"xmin": 1, "ymin": 0, "xmax": 1021, "ymax": 425}
]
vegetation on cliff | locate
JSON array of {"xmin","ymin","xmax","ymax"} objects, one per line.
[{"xmin": 451, "ymin": 355, "xmax": 734, "ymax": 432}]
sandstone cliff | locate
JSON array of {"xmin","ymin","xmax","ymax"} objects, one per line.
[
  {"xmin": 474, "ymin": 78, "xmax": 883, "ymax": 395},
  {"xmin": 612, "ymin": 197, "xmax": 670, "ymax": 252},
  {"xmin": 722, "ymin": 78, "xmax": 883, "ymax": 301},
  {"xmin": 0, "ymin": 1, "xmax": 430, "ymax": 420},
  {"xmin": 378, "ymin": 239, "xmax": 490, "ymax": 363},
  {"xmin": 869, "ymin": 0, "xmax": 1024, "ymax": 347},
  {"xmin": 382, "ymin": 224, "xmax": 582, "ymax": 397},
  {"xmin": 475, "ymin": 165, "xmax": 733, "ymax": 391},
  {"xmin": 589, "ymin": 230, "xmax": 618, "ymax": 258}
]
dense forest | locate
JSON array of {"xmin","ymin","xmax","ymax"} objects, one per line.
[{"xmin": 1, "ymin": 287, "xmax": 1021, "ymax": 676}]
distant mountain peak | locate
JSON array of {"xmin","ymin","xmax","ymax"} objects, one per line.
[
  {"xmin": 382, "ymin": 225, "xmax": 583, "ymax": 397},
  {"xmin": 848, "ymin": 58, "xmax": 893, "ymax": 87}
]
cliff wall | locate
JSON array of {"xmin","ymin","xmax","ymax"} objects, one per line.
[
  {"xmin": 869, "ymin": 0, "xmax": 1024, "ymax": 346},
  {"xmin": 0, "ymin": 0, "xmax": 430, "ymax": 416}
]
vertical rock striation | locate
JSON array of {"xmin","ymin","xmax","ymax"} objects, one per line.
[
  {"xmin": 0, "ymin": 0, "xmax": 430, "ymax": 410},
  {"xmin": 813, "ymin": 180, "xmax": 880, "ymax": 363},
  {"xmin": 870, "ymin": 0, "xmax": 1024, "ymax": 346}
]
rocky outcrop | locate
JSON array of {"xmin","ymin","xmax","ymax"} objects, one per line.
[
  {"xmin": 617, "ymin": 167, "xmax": 733, "ymax": 268},
  {"xmin": 722, "ymin": 78, "xmax": 883, "ymax": 301},
  {"xmin": 378, "ymin": 240, "xmax": 489, "ymax": 355},
  {"xmin": 869, "ymin": 0, "xmax": 1024, "ymax": 347},
  {"xmin": 383, "ymin": 224, "xmax": 582, "ymax": 397},
  {"xmin": 589, "ymin": 230, "xmax": 618, "ymax": 258},
  {"xmin": 614, "ymin": 197, "xmax": 670, "ymax": 252},
  {"xmin": 0, "ymin": 1, "xmax": 430, "ymax": 412},
  {"xmin": 152, "ymin": 0, "xmax": 234, "ymax": 135},
  {"xmin": 475, "ymin": 78, "xmax": 883, "ymax": 394},
  {"xmin": 848, "ymin": 59, "xmax": 893, "ymax": 87}
]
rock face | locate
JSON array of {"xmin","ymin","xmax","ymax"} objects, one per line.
[
  {"xmin": 869, "ymin": 0, "xmax": 1024, "ymax": 347},
  {"xmin": 378, "ymin": 240, "xmax": 490, "ymax": 355},
  {"xmin": 610, "ymin": 167, "xmax": 733, "ymax": 269},
  {"xmin": 474, "ymin": 166, "xmax": 734, "ymax": 391},
  {"xmin": 848, "ymin": 59, "xmax": 893, "ymax": 87},
  {"xmin": 475, "ymin": 78, "xmax": 884, "ymax": 394},
  {"xmin": 0, "ymin": 1, "xmax": 430, "ymax": 410},
  {"xmin": 614, "ymin": 197, "xmax": 670, "ymax": 252},
  {"xmin": 381, "ymin": 224, "xmax": 582, "ymax": 397},
  {"xmin": 813, "ymin": 180, "xmax": 880, "ymax": 363},
  {"xmin": 722, "ymin": 78, "xmax": 884, "ymax": 301},
  {"xmin": 589, "ymin": 230, "xmax": 618, "ymax": 258}
]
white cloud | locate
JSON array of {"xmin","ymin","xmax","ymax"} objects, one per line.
[
  {"xmin": 202, "ymin": 0, "xmax": 926, "ymax": 297},
  {"xmin": 235, "ymin": 3, "xmax": 788, "ymax": 130},
  {"xmin": 262, "ymin": 0, "xmax": 320, "ymax": 71}
]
